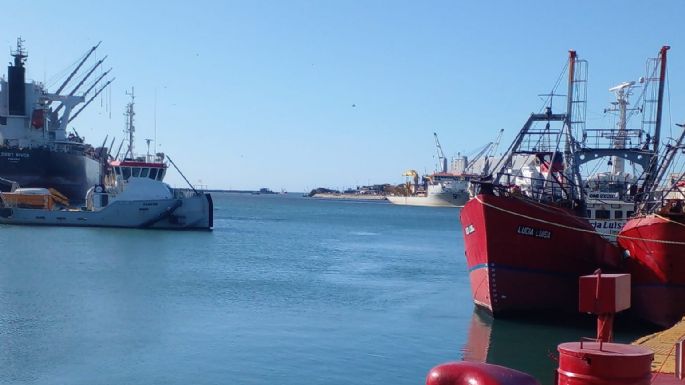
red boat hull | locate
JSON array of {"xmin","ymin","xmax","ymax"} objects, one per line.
[
  {"xmin": 461, "ymin": 193, "xmax": 620, "ymax": 314},
  {"xmin": 619, "ymin": 215, "xmax": 685, "ymax": 327}
]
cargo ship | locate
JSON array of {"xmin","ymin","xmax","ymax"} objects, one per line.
[
  {"xmin": 386, "ymin": 171, "xmax": 470, "ymax": 207},
  {"xmin": 0, "ymin": 38, "xmax": 113, "ymax": 203}
]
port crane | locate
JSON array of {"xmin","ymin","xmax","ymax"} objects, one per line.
[{"xmin": 433, "ymin": 132, "xmax": 448, "ymax": 173}]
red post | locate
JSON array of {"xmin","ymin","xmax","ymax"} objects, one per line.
[
  {"xmin": 596, "ymin": 313, "xmax": 614, "ymax": 343},
  {"xmin": 579, "ymin": 271, "xmax": 631, "ymax": 343}
]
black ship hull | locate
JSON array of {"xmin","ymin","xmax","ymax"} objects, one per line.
[{"xmin": 0, "ymin": 147, "xmax": 102, "ymax": 204}]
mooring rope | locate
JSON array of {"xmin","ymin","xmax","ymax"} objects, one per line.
[{"xmin": 473, "ymin": 195, "xmax": 685, "ymax": 246}]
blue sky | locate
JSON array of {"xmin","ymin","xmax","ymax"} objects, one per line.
[{"xmin": 1, "ymin": 1, "xmax": 684, "ymax": 191}]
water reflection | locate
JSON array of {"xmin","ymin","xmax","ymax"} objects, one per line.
[{"xmin": 459, "ymin": 308, "xmax": 654, "ymax": 385}]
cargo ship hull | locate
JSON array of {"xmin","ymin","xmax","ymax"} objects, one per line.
[
  {"xmin": 386, "ymin": 190, "xmax": 468, "ymax": 207},
  {"xmin": 461, "ymin": 193, "xmax": 619, "ymax": 314},
  {"xmin": 618, "ymin": 215, "xmax": 685, "ymax": 327},
  {"xmin": 0, "ymin": 147, "xmax": 101, "ymax": 203}
]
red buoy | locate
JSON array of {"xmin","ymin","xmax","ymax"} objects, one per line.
[
  {"xmin": 557, "ymin": 341, "xmax": 653, "ymax": 385},
  {"xmin": 426, "ymin": 362, "xmax": 540, "ymax": 385}
]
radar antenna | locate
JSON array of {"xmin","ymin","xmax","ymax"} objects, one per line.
[{"xmin": 10, "ymin": 37, "xmax": 27, "ymax": 66}]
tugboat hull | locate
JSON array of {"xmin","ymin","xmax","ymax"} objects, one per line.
[{"xmin": 0, "ymin": 193, "xmax": 213, "ymax": 230}]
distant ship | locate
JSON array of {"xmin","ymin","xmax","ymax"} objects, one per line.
[
  {"xmin": 0, "ymin": 38, "xmax": 113, "ymax": 203},
  {"xmin": 386, "ymin": 171, "xmax": 470, "ymax": 207},
  {"xmin": 387, "ymin": 131, "xmax": 502, "ymax": 208}
]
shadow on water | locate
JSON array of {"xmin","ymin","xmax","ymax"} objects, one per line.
[{"xmin": 459, "ymin": 307, "xmax": 661, "ymax": 385}]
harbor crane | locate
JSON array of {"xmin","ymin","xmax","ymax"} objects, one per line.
[{"xmin": 433, "ymin": 132, "xmax": 448, "ymax": 173}]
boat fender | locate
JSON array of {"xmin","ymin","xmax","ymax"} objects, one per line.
[
  {"xmin": 94, "ymin": 185, "xmax": 104, "ymax": 193},
  {"xmin": 426, "ymin": 362, "xmax": 540, "ymax": 385}
]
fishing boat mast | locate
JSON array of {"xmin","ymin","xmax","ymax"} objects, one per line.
[
  {"xmin": 564, "ymin": 49, "xmax": 586, "ymax": 203},
  {"xmin": 640, "ymin": 46, "xmax": 670, "ymax": 197},
  {"xmin": 486, "ymin": 49, "xmax": 586, "ymax": 207}
]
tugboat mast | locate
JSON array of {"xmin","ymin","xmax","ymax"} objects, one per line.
[{"xmin": 124, "ymin": 88, "xmax": 135, "ymax": 159}]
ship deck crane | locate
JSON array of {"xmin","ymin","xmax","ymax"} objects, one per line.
[{"xmin": 465, "ymin": 129, "xmax": 504, "ymax": 175}]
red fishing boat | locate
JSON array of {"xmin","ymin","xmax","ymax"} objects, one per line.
[
  {"xmin": 613, "ymin": 46, "xmax": 685, "ymax": 328},
  {"xmin": 620, "ymin": 213, "xmax": 685, "ymax": 327},
  {"xmin": 616, "ymin": 46, "xmax": 685, "ymax": 327},
  {"xmin": 462, "ymin": 47, "xmax": 666, "ymax": 316},
  {"xmin": 461, "ymin": 50, "xmax": 624, "ymax": 315},
  {"xmin": 463, "ymin": 192, "xmax": 620, "ymax": 314}
]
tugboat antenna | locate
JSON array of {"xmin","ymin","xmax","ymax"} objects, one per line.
[
  {"xmin": 145, "ymin": 138, "xmax": 153, "ymax": 161},
  {"xmin": 124, "ymin": 87, "xmax": 135, "ymax": 159}
]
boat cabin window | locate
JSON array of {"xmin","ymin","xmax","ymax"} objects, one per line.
[
  {"xmin": 586, "ymin": 210, "xmax": 591, "ymax": 218},
  {"xmin": 114, "ymin": 167, "xmax": 121, "ymax": 176},
  {"xmin": 627, "ymin": 211, "xmax": 634, "ymax": 218},
  {"xmin": 122, "ymin": 167, "xmax": 131, "ymax": 180},
  {"xmin": 595, "ymin": 209, "xmax": 610, "ymax": 220},
  {"xmin": 614, "ymin": 210, "xmax": 623, "ymax": 220},
  {"xmin": 149, "ymin": 168, "xmax": 158, "ymax": 180},
  {"xmin": 132, "ymin": 168, "xmax": 141, "ymax": 178},
  {"xmin": 157, "ymin": 169, "xmax": 165, "ymax": 181},
  {"xmin": 141, "ymin": 168, "xmax": 149, "ymax": 178}
]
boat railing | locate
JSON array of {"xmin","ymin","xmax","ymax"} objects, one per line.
[
  {"xmin": 638, "ymin": 184, "xmax": 685, "ymax": 214},
  {"xmin": 472, "ymin": 173, "xmax": 576, "ymax": 204},
  {"xmin": 581, "ymin": 128, "xmax": 646, "ymax": 149}
]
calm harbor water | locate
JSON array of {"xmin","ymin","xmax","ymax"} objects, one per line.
[{"xmin": 0, "ymin": 194, "xmax": 644, "ymax": 384}]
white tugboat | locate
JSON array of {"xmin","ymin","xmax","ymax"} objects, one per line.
[{"xmin": 0, "ymin": 90, "xmax": 213, "ymax": 230}]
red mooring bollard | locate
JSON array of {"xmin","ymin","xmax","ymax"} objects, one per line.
[
  {"xmin": 426, "ymin": 362, "xmax": 540, "ymax": 385},
  {"xmin": 557, "ymin": 271, "xmax": 654, "ymax": 385}
]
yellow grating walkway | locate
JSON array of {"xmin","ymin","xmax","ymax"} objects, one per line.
[{"xmin": 633, "ymin": 317, "xmax": 685, "ymax": 374}]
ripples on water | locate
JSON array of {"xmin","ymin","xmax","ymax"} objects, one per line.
[
  {"xmin": 0, "ymin": 193, "xmax": 649, "ymax": 385},
  {"xmin": 0, "ymin": 194, "xmax": 468, "ymax": 384}
]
